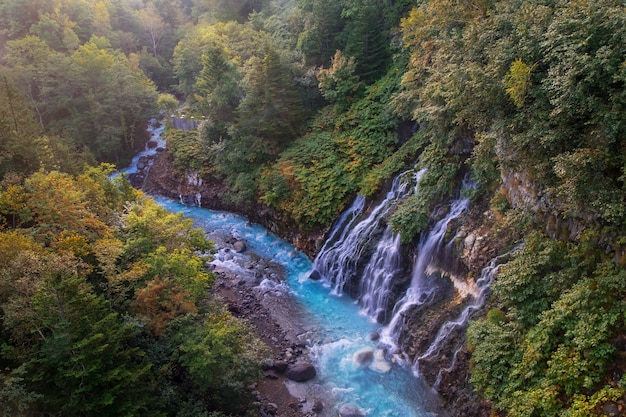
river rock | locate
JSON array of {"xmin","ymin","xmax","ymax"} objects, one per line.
[
  {"xmin": 273, "ymin": 360, "xmax": 288, "ymax": 373},
  {"xmin": 233, "ymin": 240, "xmax": 247, "ymax": 253},
  {"xmin": 338, "ymin": 403, "xmax": 365, "ymax": 417},
  {"xmin": 312, "ymin": 400, "xmax": 324, "ymax": 413},
  {"xmin": 308, "ymin": 269, "xmax": 322, "ymax": 280},
  {"xmin": 285, "ymin": 362, "xmax": 317, "ymax": 382},
  {"xmin": 352, "ymin": 347, "xmax": 374, "ymax": 366}
]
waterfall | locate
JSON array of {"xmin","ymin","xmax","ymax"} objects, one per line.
[
  {"xmin": 312, "ymin": 169, "xmax": 424, "ymax": 297},
  {"xmin": 416, "ymin": 255, "xmax": 502, "ymax": 385},
  {"xmin": 357, "ymin": 226, "xmax": 402, "ymax": 322},
  {"xmin": 381, "ymin": 195, "xmax": 470, "ymax": 349}
]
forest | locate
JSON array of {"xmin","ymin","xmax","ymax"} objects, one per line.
[{"xmin": 0, "ymin": 0, "xmax": 625, "ymax": 416}]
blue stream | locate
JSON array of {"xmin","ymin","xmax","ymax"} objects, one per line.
[{"xmin": 153, "ymin": 197, "xmax": 441, "ymax": 417}]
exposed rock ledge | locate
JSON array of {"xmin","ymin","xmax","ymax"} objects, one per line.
[{"xmin": 139, "ymin": 150, "xmax": 325, "ymax": 257}]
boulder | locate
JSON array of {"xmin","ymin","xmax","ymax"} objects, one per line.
[
  {"xmin": 285, "ymin": 362, "xmax": 317, "ymax": 382},
  {"xmin": 352, "ymin": 348, "xmax": 374, "ymax": 367},
  {"xmin": 308, "ymin": 269, "xmax": 322, "ymax": 281},
  {"xmin": 338, "ymin": 403, "xmax": 365, "ymax": 417},
  {"xmin": 369, "ymin": 349, "xmax": 392, "ymax": 373},
  {"xmin": 233, "ymin": 240, "xmax": 247, "ymax": 253}
]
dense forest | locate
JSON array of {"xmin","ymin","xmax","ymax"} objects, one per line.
[{"xmin": 1, "ymin": 0, "xmax": 625, "ymax": 416}]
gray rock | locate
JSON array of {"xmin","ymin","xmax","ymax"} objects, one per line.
[
  {"xmin": 308, "ymin": 269, "xmax": 322, "ymax": 280},
  {"xmin": 266, "ymin": 403, "xmax": 278, "ymax": 414},
  {"xmin": 338, "ymin": 403, "xmax": 365, "ymax": 417},
  {"xmin": 312, "ymin": 400, "xmax": 324, "ymax": 413},
  {"xmin": 285, "ymin": 362, "xmax": 317, "ymax": 382},
  {"xmin": 352, "ymin": 348, "xmax": 374, "ymax": 366},
  {"xmin": 233, "ymin": 240, "xmax": 247, "ymax": 252}
]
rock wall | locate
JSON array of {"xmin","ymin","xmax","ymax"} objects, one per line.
[{"xmin": 140, "ymin": 150, "xmax": 326, "ymax": 257}]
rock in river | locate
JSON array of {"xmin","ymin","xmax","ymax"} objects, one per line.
[{"xmin": 285, "ymin": 361, "xmax": 317, "ymax": 382}]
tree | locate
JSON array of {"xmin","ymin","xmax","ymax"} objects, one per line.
[
  {"xmin": 136, "ymin": 1, "xmax": 167, "ymax": 58},
  {"xmin": 316, "ymin": 49, "xmax": 362, "ymax": 111},
  {"xmin": 157, "ymin": 93, "xmax": 179, "ymax": 115},
  {"xmin": 236, "ymin": 46, "xmax": 304, "ymax": 152},
  {"xmin": 175, "ymin": 308, "xmax": 268, "ymax": 413},
  {"xmin": 296, "ymin": 0, "xmax": 344, "ymax": 65},
  {"xmin": 26, "ymin": 272, "xmax": 153, "ymax": 416},
  {"xmin": 195, "ymin": 44, "xmax": 242, "ymax": 126},
  {"xmin": 342, "ymin": 0, "xmax": 391, "ymax": 84}
]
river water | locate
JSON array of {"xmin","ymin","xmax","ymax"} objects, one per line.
[{"xmin": 152, "ymin": 197, "xmax": 442, "ymax": 417}]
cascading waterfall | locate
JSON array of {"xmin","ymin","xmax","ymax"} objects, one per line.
[
  {"xmin": 357, "ymin": 226, "xmax": 402, "ymax": 322},
  {"xmin": 312, "ymin": 170, "xmax": 423, "ymax": 296},
  {"xmin": 415, "ymin": 254, "xmax": 507, "ymax": 386},
  {"xmin": 380, "ymin": 196, "xmax": 470, "ymax": 349},
  {"xmin": 356, "ymin": 169, "xmax": 428, "ymax": 322},
  {"xmin": 128, "ymin": 120, "xmax": 448, "ymax": 416}
]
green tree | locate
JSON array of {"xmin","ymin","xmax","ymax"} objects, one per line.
[
  {"xmin": 174, "ymin": 307, "xmax": 268, "ymax": 413},
  {"xmin": 26, "ymin": 272, "xmax": 153, "ymax": 416},
  {"xmin": 316, "ymin": 49, "xmax": 362, "ymax": 111},
  {"xmin": 342, "ymin": 0, "xmax": 391, "ymax": 84},
  {"xmin": 195, "ymin": 44, "xmax": 242, "ymax": 126},
  {"xmin": 236, "ymin": 46, "xmax": 304, "ymax": 151},
  {"xmin": 296, "ymin": 0, "xmax": 344, "ymax": 65}
]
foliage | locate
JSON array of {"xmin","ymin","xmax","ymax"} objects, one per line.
[
  {"xmin": 174, "ymin": 306, "xmax": 268, "ymax": 413},
  {"xmin": 468, "ymin": 232, "xmax": 626, "ymax": 416},
  {"xmin": 0, "ymin": 168, "xmax": 265, "ymax": 417},
  {"xmin": 504, "ymin": 59, "xmax": 535, "ymax": 108},
  {"xmin": 316, "ymin": 50, "xmax": 363, "ymax": 112},
  {"xmin": 259, "ymin": 67, "xmax": 402, "ymax": 229}
]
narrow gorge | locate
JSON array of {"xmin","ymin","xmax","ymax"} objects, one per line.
[{"xmin": 132, "ymin": 119, "xmax": 510, "ymax": 417}]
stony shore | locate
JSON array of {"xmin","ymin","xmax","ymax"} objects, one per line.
[{"xmin": 208, "ymin": 238, "xmax": 322, "ymax": 417}]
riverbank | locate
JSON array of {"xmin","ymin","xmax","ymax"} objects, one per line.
[{"xmin": 207, "ymin": 238, "xmax": 318, "ymax": 417}]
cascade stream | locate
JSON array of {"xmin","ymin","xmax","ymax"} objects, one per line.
[{"xmin": 124, "ymin": 120, "xmax": 505, "ymax": 416}]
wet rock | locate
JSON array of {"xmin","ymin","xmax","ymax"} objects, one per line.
[
  {"xmin": 273, "ymin": 360, "xmax": 288, "ymax": 373},
  {"xmin": 266, "ymin": 402, "xmax": 278, "ymax": 414},
  {"xmin": 352, "ymin": 348, "xmax": 374, "ymax": 367},
  {"xmin": 338, "ymin": 403, "xmax": 365, "ymax": 417},
  {"xmin": 233, "ymin": 240, "xmax": 247, "ymax": 253},
  {"xmin": 285, "ymin": 362, "xmax": 317, "ymax": 382},
  {"xmin": 265, "ymin": 369, "xmax": 278, "ymax": 379},
  {"xmin": 308, "ymin": 269, "xmax": 321, "ymax": 280},
  {"xmin": 369, "ymin": 332, "xmax": 380, "ymax": 341},
  {"xmin": 312, "ymin": 400, "xmax": 324, "ymax": 413}
]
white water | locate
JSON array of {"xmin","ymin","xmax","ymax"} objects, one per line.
[
  {"xmin": 119, "ymin": 118, "xmax": 165, "ymax": 176},
  {"xmin": 416, "ymin": 256, "xmax": 503, "ymax": 385},
  {"xmin": 357, "ymin": 226, "xmax": 403, "ymax": 322},
  {"xmin": 313, "ymin": 170, "xmax": 425, "ymax": 298},
  {"xmin": 122, "ymin": 120, "xmax": 517, "ymax": 416},
  {"xmin": 123, "ymin": 122, "xmax": 442, "ymax": 416},
  {"xmin": 381, "ymin": 196, "xmax": 470, "ymax": 350}
]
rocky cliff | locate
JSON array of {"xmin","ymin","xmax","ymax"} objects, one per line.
[{"xmin": 139, "ymin": 150, "xmax": 327, "ymax": 257}]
